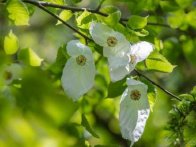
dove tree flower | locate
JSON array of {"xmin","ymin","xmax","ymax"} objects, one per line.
[
  {"xmin": 89, "ymin": 22, "xmax": 130, "ymax": 57},
  {"xmin": 119, "ymin": 78, "xmax": 150, "ymax": 147},
  {"xmin": 61, "ymin": 40, "xmax": 96, "ymax": 101},
  {"xmin": 109, "ymin": 41, "xmax": 154, "ymax": 82}
]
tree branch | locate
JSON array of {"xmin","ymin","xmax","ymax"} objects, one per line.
[
  {"xmin": 22, "ymin": 0, "xmax": 93, "ymax": 41},
  {"xmin": 22, "ymin": 0, "xmax": 179, "ymax": 101},
  {"xmin": 134, "ymin": 69, "xmax": 181, "ymax": 101},
  {"xmin": 23, "ymin": 0, "xmax": 169, "ymax": 28}
]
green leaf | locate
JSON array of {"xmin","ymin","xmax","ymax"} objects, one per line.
[
  {"xmin": 56, "ymin": 10, "xmax": 73, "ymax": 25},
  {"xmin": 175, "ymin": 0, "xmax": 193, "ymax": 8},
  {"xmin": 49, "ymin": 45, "xmax": 69, "ymax": 75},
  {"xmin": 104, "ymin": 10, "xmax": 121, "ymax": 25},
  {"xmin": 167, "ymin": 10, "xmax": 186, "ymax": 29},
  {"xmin": 81, "ymin": 114, "xmax": 99, "ymax": 138},
  {"xmin": 145, "ymin": 51, "xmax": 176, "ymax": 73},
  {"xmin": 128, "ymin": 15, "xmax": 148, "ymax": 30},
  {"xmin": 191, "ymin": 86, "xmax": 196, "ymax": 97},
  {"xmin": 6, "ymin": 0, "xmax": 29, "ymax": 26},
  {"xmin": 18, "ymin": 48, "xmax": 43, "ymax": 66},
  {"xmin": 4, "ymin": 30, "xmax": 19, "ymax": 55},
  {"xmin": 160, "ymin": 1, "xmax": 179, "ymax": 12},
  {"xmin": 134, "ymin": 29, "xmax": 149, "ymax": 37},
  {"xmin": 186, "ymin": 10, "xmax": 196, "ymax": 29},
  {"xmin": 107, "ymin": 78, "xmax": 126, "ymax": 98},
  {"xmin": 76, "ymin": 11, "xmax": 95, "ymax": 29},
  {"xmin": 100, "ymin": 5, "xmax": 119, "ymax": 14}
]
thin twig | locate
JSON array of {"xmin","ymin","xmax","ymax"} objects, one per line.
[
  {"xmin": 23, "ymin": 0, "xmax": 93, "ymax": 41},
  {"xmin": 134, "ymin": 69, "xmax": 181, "ymax": 101},
  {"xmin": 23, "ymin": 0, "xmax": 169, "ymax": 28},
  {"xmin": 22, "ymin": 0, "xmax": 179, "ymax": 100}
]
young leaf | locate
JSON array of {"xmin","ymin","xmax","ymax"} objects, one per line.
[
  {"xmin": 18, "ymin": 48, "xmax": 43, "ymax": 66},
  {"xmin": 56, "ymin": 10, "xmax": 73, "ymax": 25},
  {"xmin": 128, "ymin": 15, "xmax": 148, "ymax": 30},
  {"xmin": 107, "ymin": 78, "xmax": 126, "ymax": 98},
  {"xmin": 81, "ymin": 114, "xmax": 99, "ymax": 138},
  {"xmin": 49, "ymin": 45, "xmax": 69, "ymax": 75},
  {"xmin": 145, "ymin": 51, "xmax": 176, "ymax": 73},
  {"xmin": 6, "ymin": 0, "xmax": 29, "ymax": 25},
  {"xmin": 4, "ymin": 30, "xmax": 19, "ymax": 55}
]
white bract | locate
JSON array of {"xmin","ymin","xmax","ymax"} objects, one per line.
[
  {"xmin": 119, "ymin": 78, "xmax": 150, "ymax": 147},
  {"xmin": 110, "ymin": 41, "xmax": 154, "ymax": 82},
  {"xmin": 89, "ymin": 22, "xmax": 130, "ymax": 57},
  {"xmin": 61, "ymin": 40, "xmax": 96, "ymax": 101}
]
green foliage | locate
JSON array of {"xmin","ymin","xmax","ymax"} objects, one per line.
[
  {"xmin": 4, "ymin": 30, "xmax": 19, "ymax": 55},
  {"xmin": 81, "ymin": 114, "xmax": 99, "ymax": 138},
  {"xmin": 1, "ymin": 0, "xmax": 196, "ymax": 146},
  {"xmin": 107, "ymin": 78, "xmax": 126, "ymax": 98},
  {"xmin": 18, "ymin": 48, "xmax": 43, "ymax": 66},
  {"xmin": 56, "ymin": 10, "xmax": 73, "ymax": 25},
  {"xmin": 6, "ymin": 0, "xmax": 29, "ymax": 25},
  {"xmin": 167, "ymin": 87, "xmax": 196, "ymax": 147},
  {"xmin": 128, "ymin": 15, "xmax": 148, "ymax": 30},
  {"xmin": 145, "ymin": 51, "xmax": 176, "ymax": 73}
]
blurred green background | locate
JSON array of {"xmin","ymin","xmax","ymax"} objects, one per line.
[{"xmin": 0, "ymin": 0, "xmax": 196, "ymax": 146}]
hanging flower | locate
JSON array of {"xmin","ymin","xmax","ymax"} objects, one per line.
[
  {"xmin": 61, "ymin": 40, "xmax": 96, "ymax": 101},
  {"xmin": 109, "ymin": 41, "xmax": 154, "ymax": 82},
  {"xmin": 89, "ymin": 22, "xmax": 130, "ymax": 57},
  {"xmin": 119, "ymin": 78, "xmax": 150, "ymax": 147}
]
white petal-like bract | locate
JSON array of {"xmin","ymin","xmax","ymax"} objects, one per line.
[
  {"xmin": 119, "ymin": 78, "xmax": 150, "ymax": 146},
  {"xmin": 130, "ymin": 41, "xmax": 154, "ymax": 63},
  {"xmin": 108, "ymin": 55, "xmax": 134, "ymax": 82},
  {"xmin": 61, "ymin": 40, "xmax": 96, "ymax": 101},
  {"xmin": 89, "ymin": 22, "xmax": 130, "ymax": 57}
]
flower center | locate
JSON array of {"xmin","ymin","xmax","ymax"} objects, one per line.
[
  {"xmin": 130, "ymin": 90, "xmax": 141, "ymax": 100},
  {"xmin": 130, "ymin": 55, "xmax": 137, "ymax": 64},
  {"xmin": 4, "ymin": 71, "xmax": 12, "ymax": 80},
  {"xmin": 76, "ymin": 55, "xmax": 87, "ymax": 66},
  {"xmin": 107, "ymin": 36, "xmax": 117, "ymax": 47}
]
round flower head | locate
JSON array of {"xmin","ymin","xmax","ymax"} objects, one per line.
[
  {"xmin": 89, "ymin": 22, "xmax": 130, "ymax": 57},
  {"xmin": 119, "ymin": 78, "xmax": 150, "ymax": 147},
  {"xmin": 61, "ymin": 40, "xmax": 96, "ymax": 101}
]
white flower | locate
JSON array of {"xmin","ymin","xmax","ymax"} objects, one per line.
[
  {"xmin": 89, "ymin": 22, "xmax": 130, "ymax": 57},
  {"xmin": 130, "ymin": 41, "xmax": 154, "ymax": 64},
  {"xmin": 109, "ymin": 41, "xmax": 154, "ymax": 82},
  {"xmin": 119, "ymin": 78, "xmax": 150, "ymax": 147},
  {"xmin": 61, "ymin": 40, "xmax": 96, "ymax": 101}
]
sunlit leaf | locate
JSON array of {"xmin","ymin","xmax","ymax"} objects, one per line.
[
  {"xmin": 145, "ymin": 51, "xmax": 176, "ymax": 73},
  {"xmin": 56, "ymin": 10, "xmax": 73, "ymax": 25},
  {"xmin": 81, "ymin": 114, "xmax": 99, "ymax": 138},
  {"xmin": 18, "ymin": 48, "xmax": 43, "ymax": 66},
  {"xmin": 4, "ymin": 30, "xmax": 19, "ymax": 55},
  {"xmin": 6, "ymin": 0, "xmax": 29, "ymax": 25},
  {"xmin": 128, "ymin": 15, "xmax": 148, "ymax": 30}
]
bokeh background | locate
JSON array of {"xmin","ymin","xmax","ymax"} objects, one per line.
[{"xmin": 0, "ymin": 0, "xmax": 196, "ymax": 146}]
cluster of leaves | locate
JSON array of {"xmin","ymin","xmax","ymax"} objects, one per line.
[
  {"xmin": 1, "ymin": 0, "xmax": 196, "ymax": 146},
  {"xmin": 166, "ymin": 87, "xmax": 196, "ymax": 147}
]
